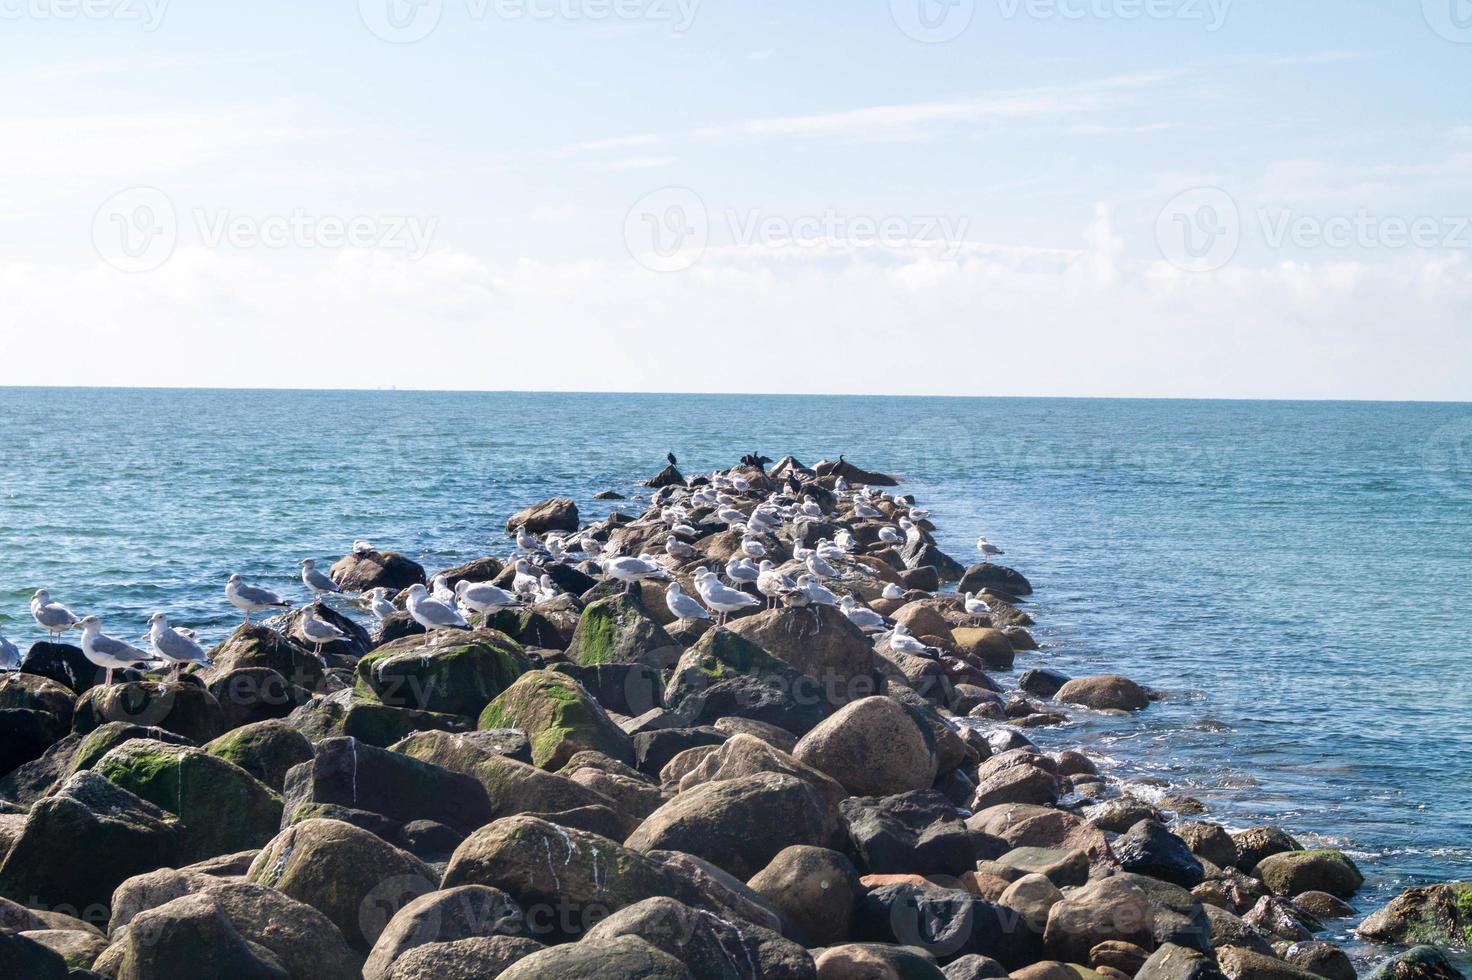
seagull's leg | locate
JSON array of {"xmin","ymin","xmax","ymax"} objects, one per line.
[{"xmin": 105, "ymin": 668, "xmax": 113, "ymax": 687}]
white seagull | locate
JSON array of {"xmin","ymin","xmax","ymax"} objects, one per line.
[
  {"xmin": 601, "ymin": 555, "xmax": 669, "ymax": 593},
  {"xmin": 881, "ymin": 582, "xmax": 905, "ymax": 600},
  {"xmin": 299, "ymin": 604, "xmax": 347, "ymax": 662},
  {"xmin": 976, "ymin": 537, "xmax": 1004, "ymax": 558},
  {"xmin": 364, "ymin": 587, "xmax": 397, "ymax": 620},
  {"xmin": 30, "ymin": 590, "xmax": 79, "ymax": 641},
  {"xmin": 726, "ymin": 558, "xmax": 760, "ymax": 586},
  {"xmin": 147, "ymin": 613, "xmax": 213, "ymax": 671},
  {"xmin": 226, "ymin": 574, "xmax": 291, "ymax": 624},
  {"xmin": 839, "ymin": 595, "xmax": 887, "ymax": 632},
  {"xmin": 805, "ymin": 553, "xmax": 838, "ymax": 581},
  {"xmin": 693, "ymin": 569, "xmax": 760, "ymax": 625},
  {"xmin": 515, "ymin": 526, "xmax": 539, "ymax": 554},
  {"xmin": 456, "ymin": 580, "xmax": 520, "ymax": 616},
  {"xmin": 298, "ymin": 559, "xmax": 343, "ymax": 597},
  {"xmin": 878, "ymin": 526, "xmax": 901, "ymax": 544},
  {"xmin": 665, "ymin": 536, "xmax": 698, "ymax": 560},
  {"xmin": 512, "ymin": 560, "xmax": 542, "ymax": 596},
  {"xmin": 74, "ymin": 616, "xmax": 159, "ymax": 686},
  {"xmin": 853, "ymin": 499, "xmax": 882, "ymax": 519},
  {"xmin": 406, "ymin": 583, "xmax": 469, "ymax": 631},
  {"xmin": 740, "ymin": 536, "xmax": 766, "ymax": 560},
  {"xmin": 0, "ymin": 628, "xmax": 18, "ymax": 672},
  {"xmin": 665, "ymin": 582, "xmax": 710, "ymax": 624},
  {"xmin": 886, "ymin": 623, "xmax": 937, "ymax": 659},
  {"xmin": 797, "ymin": 574, "xmax": 840, "ymax": 607},
  {"xmin": 964, "ymin": 592, "xmax": 993, "ymax": 618}
]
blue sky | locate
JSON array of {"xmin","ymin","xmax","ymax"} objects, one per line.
[{"xmin": 3, "ymin": 0, "xmax": 1470, "ymax": 397}]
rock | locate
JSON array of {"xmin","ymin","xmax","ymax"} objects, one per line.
[
  {"xmin": 998, "ymin": 872, "xmax": 1063, "ymax": 933},
  {"xmin": 204, "ymin": 719, "xmax": 314, "ymax": 791},
  {"xmin": 1118, "ymin": 872, "xmax": 1212, "ymax": 955},
  {"xmin": 291, "ymin": 689, "xmax": 473, "ymax": 747},
  {"xmin": 645, "ymin": 464, "xmax": 687, "ymax": 489},
  {"xmin": 1230, "ymin": 826, "xmax": 1301, "ymax": 871},
  {"xmin": 748, "ymin": 845, "xmax": 861, "ymax": 946},
  {"xmin": 270, "ymin": 603, "xmax": 373, "ymax": 660},
  {"xmin": 18, "ymin": 928, "xmax": 106, "ymax": 968},
  {"xmin": 113, "ymin": 891, "xmax": 291, "ymax": 980},
  {"xmin": 383, "ymin": 935, "xmax": 543, "ymax": 979},
  {"xmin": 1054, "ymin": 676, "xmax": 1149, "ymax": 712},
  {"xmin": 794, "ymin": 696, "xmax": 937, "ymax": 797},
  {"xmin": 893, "ymin": 602, "xmax": 956, "ymax": 642},
  {"xmin": 1242, "ymin": 894, "xmax": 1312, "ymax": 941},
  {"xmin": 633, "ymin": 726, "xmax": 728, "ymax": 777},
  {"xmin": 677, "ymin": 733, "xmax": 846, "ymax": 832},
  {"xmin": 708, "ymin": 716, "xmax": 793, "ymax": 751},
  {"xmin": 551, "ymin": 662, "xmax": 664, "ymax": 717},
  {"xmin": 813, "ymin": 943, "xmax": 947, "ymax": 979},
  {"xmin": 854, "ymin": 883, "xmax": 1018, "ymax": 967},
  {"xmin": 1042, "ymin": 876, "xmax": 1156, "ymax": 964},
  {"xmin": 567, "ymin": 593, "xmax": 681, "ymax": 669},
  {"xmin": 560, "ymin": 754, "xmax": 663, "ymax": 822},
  {"xmin": 203, "ymin": 882, "xmax": 363, "ymax": 980},
  {"xmin": 1291, "ymin": 891, "xmax": 1355, "ymax": 919},
  {"xmin": 970, "ymin": 758, "xmax": 1060, "ymax": 811},
  {"xmin": 951, "ymin": 628, "xmax": 1015, "ymax": 670},
  {"xmin": 1215, "ymin": 946, "xmax": 1322, "ymax": 979},
  {"xmin": 1085, "ymin": 797, "xmax": 1163, "ymax": 834},
  {"xmin": 247, "ymin": 818, "xmax": 437, "ymax": 951},
  {"xmin": 0, "ymin": 708, "xmax": 67, "ymax": 779},
  {"xmin": 505, "ymin": 497, "xmax": 579, "ymax": 534},
  {"xmin": 498, "ymin": 933, "xmax": 693, "ymax": 979},
  {"xmin": 642, "ymin": 848, "xmax": 788, "ymax": 935},
  {"xmin": 72, "ymin": 679, "xmax": 227, "ymax": 743},
  {"xmin": 478, "ymin": 669, "xmax": 635, "ymax": 769},
  {"xmin": 356, "ymin": 629, "xmax": 532, "ymax": 717},
  {"xmin": 0, "ymin": 931, "xmax": 70, "ymax": 979},
  {"xmin": 626, "ymin": 772, "xmax": 830, "ymax": 879},
  {"xmin": 96, "ymin": 737, "xmax": 282, "ymax": 861},
  {"xmin": 902, "ymin": 566, "xmax": 942, "ymax": 593},
  {"xmin": 957, "ymin": 564, "xmax": 1032, "ymax": 598},
  {"xmin": 1254, "ymin": 849, "xmax": 1363, "ymax": 898},
  {"xmin": 19, "ymin": 641, "xmax": 102, "ymax": 694},
  {"xmin": 207, "ymin": 666, "xmax": 314, "ymax": 730},
  {"xmin": 1114, "ymin": 820, "xmax": 1205, "ymax": 888},
  {"xmin": 968, "ymin": 804, "xmax": 1114, "ymax": 871},
  {"xmin": 0, "ymin": 771, "xmax": 180, "ymax": 914},
  {"xmin": 362, "ymin": 884, "xmax": 527, "ymax": 979},
  {"xmin": 480, "ymin": 602, "xmax": 578, "ymax": 651},
  {"xmin": 727, "ymin": 606, "xmax": 878, "ymax": 704},
  {"xmin": 1134, "ymin": 943, "xmax": 1226, "ymax": 980},
  {"xmin": 1364, "ymin": 946, "xmax": 1465, "ymax": 980},
  {"xmin": 330, "ymin": 549, "xmax": 427, "ymax": 592},
  {"xmin": 282, "ymin": 736, "xmax": 493, "ymax": 835},
  {"xmin": 901, "ymin": 541, "xmax": 968, "ymax": 582},
  {"xmin": 1175, "ymin": 821, "xmax": 1238, "ymax": 869},
  {"xmin": 997, "ymin": 847, "xmax": 1089, "ymax": 888},
  {"xmin": 0, "ymin": 672, "xmax": 76, "ymax": 727},
  {"xmin": 839, "ymin": 791, "xmax": 976, "ymax": 877},
  {"xmin": 1090, "ymin": 940, "xmax": 1152, "ymax": 976},
  {"xmin": 1202, "ymin": 905, "xmax": 1274, "ymax": 955},
  {"xmin": 1282, "ymin": 941, "xmax": 1355, "ymax": 980},
  {"xmin": 442, "ymin": 816, "xmax": 691, "ymax": 942},
  {"xmin": 583, "ymin": 896, "xmax": 814, "ymax": 979},
  {"xmin": 1357, "ymin": 882, "xmax": 1472, "ymax": 946},
  {"xmin": 663, "ymin": 627, "xmax": 831, "ymax": 735},
  {"xmin": 204, "ymin": 624, "xmax": 327, "ymax": 692},
  {"xmin": 941, "ymin": 954, "xmax": 1008, "ymax": 979}
]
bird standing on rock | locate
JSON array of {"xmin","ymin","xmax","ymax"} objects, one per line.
[
  {"xmin": 226, "ymin": 573, "xmax": 291, "ymax": 624},
  {"xmin": 694, "ymin": 569, "xmax": 760, "ymax": 624},
  {"xmin": 963, "ymin": 592, "xmax": 992, "ymax": 618},
  {"xmin": 147, "ymin": 612, "xmax": 213, "ymax": 672},
  {"xmin": 364, "ymin": 587, "xmax": 397, "ymax": 620},
  {"xmin": 665, "ymin": 582, "xmax": 710, "ymax": 624},
  {"xmin": 977, "ymin": 536, "xmax": 1004, "ymax": 558},
  {"xmin": 74, "ymin": 615, "xmax": 160, "ymax": 686},
  {"xmin": 30, "ymin": 589, "xmax": 79, "ymax": 640},
  {"xmin": 299, "ymin": 604, "xmax": 346, "ymax": 663},
  {"xmin": 406, "ymin": 583, "xmax": 469, "ymax": 631},
  {"xmin": 839, "ymin": 595, "xmax": 886, "ymax": 632},
  {"xmin": 455, "ymin": 580, "xmax": 519, "ymax": 616},
  {"xmin": 298, "ymin": 559, "xmax": 343, "ymax": 598}
]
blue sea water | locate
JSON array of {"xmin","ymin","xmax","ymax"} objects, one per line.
[{"xmin": 1, "ymin": 388, "xmax": 1469, "ymax": 971}]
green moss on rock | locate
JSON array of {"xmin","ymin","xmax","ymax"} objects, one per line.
[{"xmin": 477, "ymin": 670, "xmax": 634, "ymax": 769}]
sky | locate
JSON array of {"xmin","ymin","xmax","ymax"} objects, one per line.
[{"xmin": 2, "ymin": 0, "xmax": 1470, "ymax": 399}]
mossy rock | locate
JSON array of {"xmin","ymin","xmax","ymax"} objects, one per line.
[
  {"xmin": 0, "ymin": 673, "xmax": 77, "ymax": 728},
  {"xmin": 568, "ymin": 594, "xmax": 680, "ymax": 669},
  {"xmin": 1254, "ymin": 849, "xmax": 1363, "ymax": 899},
  {"xmin": 204, "ymin": 624, "xmax": 326, "ymax": 691},
  {"xmin": 477, "ymin": 606, "xmax": 574, "ymax": 651},
  {"xmin": 1364, "ymin": 944, "xmax": 1466, "ymax": 979},
  {"xmin": 72, "ymin": 680, "xmax": 226, "ymax": 744},
  {"xmin": 355, "ymin": 628, "xmax": 533, "ymax": 718},
  {"xmin": 204, "ymin": 720, "xmax": 314, "ymax": 791},
  {"xmin": 96, "ymin": 738, "xmax": 283, "ymax": 861},
  {"xmin": 663, "ymin": 627, "xmax": 830, "ymax": 736},
  {"xmin": 69, "ymin": 721, "xmax": 195, "ymax": 776},
  {"xmin": 287, "ymin": 689, "xmax": 471, "ymax": 748},
  {"xmin": 478, "ymin": 670, "xmax": 634, "ymax": 770},
  {"xmin": 1358, "ymin": 882, "xmax": 1472, "ymax": 948}
]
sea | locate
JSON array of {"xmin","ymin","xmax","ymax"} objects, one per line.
[{"xmin": 1, "ymin": 388, "xmax": 1468, "ymax": 973}]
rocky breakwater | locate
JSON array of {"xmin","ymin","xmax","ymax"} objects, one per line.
[{"xmin": 0, "ymin": 452, "xmax": 1462, "ymax": 979}]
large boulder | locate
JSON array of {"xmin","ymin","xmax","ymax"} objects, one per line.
[
  {"xmin": 0, "ymin": 931, "xmax": 69, "ymax": 980},
  {"xmin": 477, "ymin": 669, "xmax": 635, "ymax": 769},
  {"xmin": 246, "ymin": 818, "xmax": 437, "ymax": 951},
  {"xmin": 356, "ymin": 629, "xmax": 532, "ymax": 718},
  {"xmin": 0, "ymin": 672, "xmax": 76, "ymax": 728},
  {"xmin": 19, "ymin": 641, "xmax": 100, "ymax": 694},
  {"xmin": 111, "ymin": 891, "xmax": 291, "ymax": 980},
  {"xmin": 362, "ymin": 884, "xmax": 528, "ymax": 980},
  {"xmin": 506, "ymin": 497, "xmax": 579, "ymax": 534},
  {"xmin": 663, "ymin": 628, "xmax": 832, "ymax": 736},
  {"xmin": 957, "ymin": 564, "xmax": 1033, "ymax": 598},
  {"xmin": 1357, "ymin": 882, "xmax": 1472, "ymax": 946},
  {"xmin": 1134, "ymin": 943, "xmax": 1226, "ymax": 980},
  {"xmin": 442, "ymin": 815, "xmax": 691, "ymax": 942},
  {"xmin": 839, "ymin": 791, "xmax": 976, "ymax": 877},
  {"xmin": 625, "ymin": 772, "xmax": 830, "ymax": 879},
  {"xmin": 1042, "ymin": 875, "xmax": 1156, "ymax": 964},
  {"xmin": 748, "ymin": 845, "xmax": 861, "ymax": 947},
  {"xmin": 331, "ymin": 549, "xmax": 427, "ymax": 593},
  {"xmin": 793, "ymin": 696, "xmax": 937, "ymax": 797},
  {"xmin": 270, "ymin": 603, "xmax": 373, "ymax": 660},
  {"xmin": 1254, "ymin": 849, "xmax": 1363, "ymax": 898},
  {"xmin": 0, "ymin": 708, "xmax": 67, "ymax": 780},
  {"xmin": 1228, "ymin": 826, "xmax": 1301, "ymax": 871},
  {"xmin": 497, "ymin": 934, "xmax": 693, "ymax": 979},
  {"xmin": 727, "ymin": 605, "xmax": 878, "ymax": 704},
  {"xmin": 1114, "ymin": 820, "xmax": 1205, "ymax": 888},
  {"xmin": 1364, "ymin": 946, "xmax": 1465, "ymax": 980},
  {"xmin": 675, "ymin": 733, "xmax": 846, "ymax": 835},
  {"xmin": 204, "ymin": 719, "xmax": 314, "ymax": 791},
  {"xmin": 813, "ymin": 943, "xmax": 946, "ymax": 979},
  {"xmin": 0, "ymin": 771, "xmax": 181, "ymax": 914},
  {"xmin": 72, "ymin": 679, "xmax": 227, "ymax": 743},
  {"xmin": 207, "ymin": 666, "xmax": 314, "ymax": 730},
  {"xmin": 950, "ymin": 628, "xmax": 1015, "ymax": 671},
  {"xmin": 383, "ymin": 935, "xmax": 543, "ymax": 980},
  {"xmin": 199, "ymin": 882, "xmax": 362, "ymax": 980},
  {"xmin": 96, "ymin": 738, "xmax": 282, "ymax": 861},
  {"xmin": 282, "ymin": 736, "xmax": 493, "ymax": 835},
  {"xmin": 568, "ymin": 593, "xmax": 681, "ymax": 669},
  {"xmin": 583, "ymin": 896, "xmax": 814, "ymax": 979},
  {"xmin": 205, "ymin": 624, "xmax": 326, "ymax": 692},
  {"xmin": 1054, "ymin": 676, "xmax": 1150, "ymax": 712},
  {"xmin": 854, "ymin": 883, "xmax": 1020, "ymax": 967},
  {"xmin": 1215, "ymin": 947, "xmax": 1324, "ymax": 979},
  {"xmin": 289, "ymin": 689, "xmax": 471, "ymax": 748}
]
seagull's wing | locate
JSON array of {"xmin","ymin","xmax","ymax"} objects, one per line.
[
  {"xmin": 307, "ymin": 569, "xmax": 342, "ymax": 592},
  {"xmin": 238, "ymin": 583, "xmax": 287, "ymax": 606},
  {"xmin": 96, "ymin": 634, "xmax": 153, "ymax": 663}
]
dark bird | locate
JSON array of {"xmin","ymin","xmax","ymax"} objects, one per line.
[{"xmin": 667, "ymin": 452, "xmax": 678, "ymax": 467}]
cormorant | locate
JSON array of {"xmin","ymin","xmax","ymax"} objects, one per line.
[{"xmin": 667, "ymin": 452, "xmax": 677, "ymax": 467}]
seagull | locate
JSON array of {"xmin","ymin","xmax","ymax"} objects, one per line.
[
  {"xmin": 515, "ymin": 526, "xmax": 539, "ymax": 554},
  {"xmin": 665, "ymin": 536, "xmax": 698, "ymax": 560},
  {"xmin": 716, "ymin": 506, "xmax": 745, "ymax": 525},
  {"xmin": 853, "ymin": 499, "xmax": 882, "ymax": 519},
  {"xmin": 835, "ymin": 529, "xmax": 858, "ymax": 553},
  {"xmin": 580, "ymin": 535, "xmax": 604, "ymax": 557},
  {"xmin": 455, "ymin": 579, "xmax": 520, "ymax": 616},
  {"xmin": 298, "ymin": 559, "xmax": 343, "ymax": 598},
  {"xmin": 799, "ymin": 497, "xmax": 823, "ymax": 518},
  {"xmin": 740, "ymin": 536, "xmax": 766, "ymax": 560},
  {"xmin": 839, "ymin": 595, "xmax": 887, "ymax": 632},
  {"xmin": 147, "ymin": 613, "xmax": 213, "ymax": 672},
  {"xmin": 601, "ymin": 555, "xmax": 669, "ymax": 594},
  {"xmin": 665, "ymin": 582, "xmax": 710, "ymax": 624},
  {"xmin": 748, "ymin": 509, "xmax": 783, "ymax": 535},
  {"xmin": 0, "ymin": 629, "xmax": 18, "ymax": 672},
  {"xmin": 797, "ymin": 574, "xmax": 839, "ymax": 607},
  {"xmin": 406, "ymin": 583, "xmax": 469, "ymax": 631},
  {"xmin": 878, "ymin": 526, "xmax": 901, "ymax": 544},
  {"xmin": 964, "ymin": 592, "xmax": 993, "ymax": 618},
  {"xmin": 756, "ymin": 560, "xmax": 797, "ymax": 609},
  {"xmin": 816, "ymin": 539, "xmax": 845, "ymax": 561},
  {"xmin": 299, "ymin": 604, "xmax": 346, "ymax": 663},
  {"xmin": 976, "ymin": 537, "xmax": 1004, "ymax": 558},
  {"xmin": 535, "ymin": 575, "xmax": 559, "ymax": 604},
  {"xmin": 74, "ymin": 616, "xmax": 159, "ymax": 686},
  {"xmin": 886, "ymin": 623, "xmax": 937, "ymax": 659},
  {"xmin": 353, "ymin": 540, "xmax": 374, "ymax": 554},
  {"xmin": 430, "ymin": 574, "xmax": 456, "ymax": 608},
  {"xmin": 364, "ymin": 587, "xmax": 397, "ymax": 620},
  {"xmin": 726, "ymin": 558, "xmax": 760, "ymax": 586},
  {"xmin": 670, "ymin": 522, "xmax": 698, "ymax": 538},
  {"xmin": 881, "ymin": 582, "xmax": 905, "ymax": 601},
  {"xmin": 30, "ymin": 590, "xmax": 79, "ymax": 641},
  {"xmin": 910, "ymin": 508, "xmax": 931, "ymax": 521},
  {"xmin": 693, "ymin": 569, "xmax": 760, "ymax": 625},
  {"xmin": 834, "ymin": 476, "xmax": 850, "ymax": 491},
  {"xmin": 512, "ymin": 560, "xmax": 542, "ymax": 596},
  {"xmin": 226, "ymin": 573, "xmax": 291, "ymax": 624},
  {"xmin": 806, "ymin": 553, "xmax": 838, "ymax": 581}
]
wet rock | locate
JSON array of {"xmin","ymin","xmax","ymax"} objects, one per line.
[
  {"xmin": 583, "ymin": 896, "xmax": 814, "ymax": 979},
  {"xmin": 1292, "ymin": 890, "xmax": 1355, "ymax": 919},
  {"xmin": 362, "ymin": 884, "xmax": 528, "ymax": 980},
  {"xmin": 282, "ymin": 736, "xmax": 493, "ymax": 836},
  {"xmin": 1054, "ymin": 675, "xmax": 1150, "ymax": 712},
  {"xmin": 247, "ymin": 818, "xmax": 437, "ymax": 951},
  {"xmin": 1042, "ymin": 876, "xmax": 1156, "ymax": 964},
  {"xmin": 1085, "ymin": 797, "xmax": 1163, "ymax": 834},
  {"xmin": 0, "ymin": 708, "xmax": 67, "ymax": 779},
  {"xmin": 0, "ymin": 771, "xmax": 181, "ymax": 914},
  {"xmin": 663, "ymin": 627, "xmax": 831, "ymax": 736},
  {"xmin": 854, "ymin": 883, "xmax": 1019, "ymax": 967},
  {"xmin": 357, "ymin": 628, "xmax": 532, "ymax": 717},
  {"xmin": 794, "ymin": 696, "xmax": 937, "ymax": 797},
  {"xmin": 1282, "ymin": 940, "xmax": 1355, "ymax": 980},
  {"xmin": 204, "ymin": 719, "xmax": 314, "ymax": 791},
  {"xmin": 1175, "ymin": 821, "xmax": 1238, "ymax": 869},
  {"xmin": 748, "ymin": 845, "xmax": 861, "ymax": 946},
  {"xmin": 968, "ymin": 804, "xmax": 1114, "ymax": 870},
  {"xmin": 626, "ymin": 772, "xmax": 830, "ymax": 879},
  {"xmin": 1357, "ymin": 882, "xmax": 1472, "ymax": 946},
  {"xmin": 957, "ymin": 564, "xmax": 1033, "ymax": 598},
  {"xmin": 970, "ymin": 757, "xmax": 1060, "ymax": 811},
  {"xmin": 1202, "ymin": 904, "xmax": 1275, "ymax": 955},
  {"xmin": 72, "ymin": 679, "xmax": 227, "ymax": 743},
  {"xmin": 1018, "ymin": 669, "xmax": 1070, "ymax": 698},
  {"xmin": 951, "ymin": 628, "xmax": 1015, "ymax": 670},
  {"xmin": 20, "ymin": 641, "xmax": 102, "ymax": 694},
  {"xmin": 1254, "ymin": 849, "xmax": 1363, "ymax": 898},
  {"xmin": 96, "ymin": 737, "xmax": 282, "ymax": 861},
  {"xmin": 1134, "ymin": 943, "xmax": 1226, "ymax": 980},
  {"xmin": 505, "ymin": 497, "xmax": 579, "ymax": 534},
  {"xmin": 498, "ymin": 933, "xmax": 693, "ymax": 979},
  {"xmin": 813, "ymin": 943, "xmax": 946, "ymax": 979},
  {"xmin": 331, "ymin": 550, "xmax": 427, "ymax": 593},
  {"xmin": 1114, "ymin": 820, "xmax": 1206, "ymax": 888},
  {"xmin": 1242, "ymin": 894, "xmax": 1313, "ymax": 941},
  {"xmin": 1230, "ymin": 826, "xmax": 1301, "ymax": 871},
  {"xmin": 839, "ymin": 790, "xmax": 977, "ymax": 877},
  {"xmin": 1364, "ymin": 945, "xmax": 1465, "ymax": 979},
  {"xmin": 1215, "ymin": 946, "xmax": 1322, "ymax": 979},
  {"xmin": 477, "ymin": 669, "xmax": 634, "ymax": 769},
  {"xmin": 568, "ymin": 593, "xmax": 681, "ymax": 670}
]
